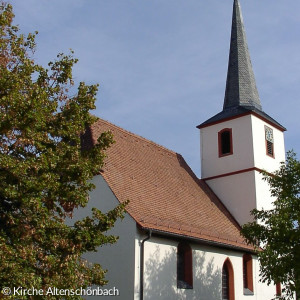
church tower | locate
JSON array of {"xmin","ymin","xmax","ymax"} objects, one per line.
[{"xmin": 197, "ymin": 0, "xmax": 286, "ymax": 225}]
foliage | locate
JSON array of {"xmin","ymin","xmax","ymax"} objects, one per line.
[
  {"xmin": 242, "ymin": 151, "xmax": 300, "ymax": 300},
  {"xmin": 0, "ymin": 2, "xmax": 126, "ymax": 298}
]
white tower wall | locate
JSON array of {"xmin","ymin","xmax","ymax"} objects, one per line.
[
  {"xmin": 201, "ymin": 115, "xmax": 254, "ymax": 179},
  {"xmin": 251, "ymin": 115, "xmax": 285, "ymax": 172},
  {"xmin": 200, "ymin": 114, "xmax": 285, "ymax": 225}
]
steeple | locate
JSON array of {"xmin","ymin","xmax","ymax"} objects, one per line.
[
  {"xmin": 224, "ymin": 0, "xmax": 261, "ymax": 111},
  {"xmin": 198, "ymin": 0, "xmax": 285, "ymax": 131},
  {"xmin": 198, "ymin": 0, "xmax": 287, "ymax": 227}
]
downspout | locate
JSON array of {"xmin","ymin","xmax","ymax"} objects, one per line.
[{"xmin": 140, "ymin": 230, "xmax": 152, "ymax": 300}]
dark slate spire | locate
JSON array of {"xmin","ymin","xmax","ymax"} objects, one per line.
[
  {"xmin": 223, "ymin": 0, "xmax": 262, "ymax": 111},
  {"xmin": 197, "ymin": 0, "xmax": 286, "ymax": 131}
]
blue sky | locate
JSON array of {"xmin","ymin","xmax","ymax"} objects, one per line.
[{"xmin": 10, "ymin": 0, "xmax": 300, "ymax": 177}]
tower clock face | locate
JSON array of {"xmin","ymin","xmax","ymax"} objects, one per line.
[{"xmin": 265, "ymin": 126, "xmax": 274, "ymax": 142}]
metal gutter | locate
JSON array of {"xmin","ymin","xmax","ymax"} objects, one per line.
[
  {"xmin": 140, "ymin": 230, "xmax": 152, "ymax": 300},
  {"xmin": 139, "ymin": 226, "xmax": 256, "ymax": 254}
]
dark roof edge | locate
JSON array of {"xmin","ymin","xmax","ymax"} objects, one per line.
[
  {"xmin": 138, "ymin": 225, "xmax": 256, "ymax": 254},
  {"xmin": 197, "ymin": 108, "xmax": 286, "ymax": 132}
]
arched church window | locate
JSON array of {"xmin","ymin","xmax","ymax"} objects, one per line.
[
  {"xmin": 222, "ymin": 258, "xmax": 235, "ymax": 300},
  {"xmin": 243, "ymin": 254, "xmax": 254, "ymax": 294},
  {"xmin": 177, "ymin": 242, "xmax": 193, "ymax": 289},
  {"xmin": 218, "ymin": 129, "xmax": 233, "ymax": 157}
]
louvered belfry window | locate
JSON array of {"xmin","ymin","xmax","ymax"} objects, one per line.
[{"xmin": 265, "ymin": 126, "xmax": 274, "ymax": 158}]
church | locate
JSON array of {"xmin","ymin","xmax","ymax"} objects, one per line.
[{"xmin": 78, "ymin": 0, "xmax": 290, "ymax": 299}]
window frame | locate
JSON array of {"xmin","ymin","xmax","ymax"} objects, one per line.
[
  {"xmin": 222, "ymin": 258, "xmax": 235, "ymax": 300},
  {"xmin": 243, "ymin": 254, "xmax": 254, "ymax": 294},
  {"xmin": 218, "ymin": 128, "xmax": 233, "ymax": 157},
  {"xmin": 177, "ymin": 242, "xmax": 193, "ymax": 289},
  {"xmin": 276, "ymin": 282, "xmax": 282, "ymax": 297}
]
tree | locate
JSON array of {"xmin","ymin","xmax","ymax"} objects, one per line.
[
  {"xmin": 0, "ymin": 2, "xmax": 126, "ymax": 298},
  {"xmin": 242, "ymin": 151, "xmax": 300, "ymax": 300}
]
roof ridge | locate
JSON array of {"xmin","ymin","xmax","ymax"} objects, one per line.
[{"xmin": 94, "ymin": 117, "xmax": 179, "ymax": 156}]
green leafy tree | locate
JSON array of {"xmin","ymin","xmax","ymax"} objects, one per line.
[
  {"xmin": 0, "ymin": 2, "xmax": 126, "ymax": 298},
  {"xmin": 242, "ymin": 151, "xmax": 300, "ymax": 300}
]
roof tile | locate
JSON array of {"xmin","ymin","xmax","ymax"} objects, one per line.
[{"xmin": 84, "ymin": 118, "xmax": 254, "ymax": 251}]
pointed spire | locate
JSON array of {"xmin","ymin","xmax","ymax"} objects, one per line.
[
  {"xmin": 198, "ymin": 0, "xmax": 285, "ymax": 131},
  {"xmin": 223, "ymin": 0, "xmax": 262, "ymax": 111}
]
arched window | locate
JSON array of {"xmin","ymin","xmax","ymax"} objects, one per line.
[
  {"xmin": 243, "ymin": 254, "xmax": 253, "ymax": 293},
  {"xmin": 222, "ymin": 258, "xmax": 235, "ymax": 300},
  {"xmin": 218, "ymin": 128, "xmax": 233, "ymax": 157},
  {"xmin": 177, "ymin": 242, "xmax": 193, "ymax": 289}
]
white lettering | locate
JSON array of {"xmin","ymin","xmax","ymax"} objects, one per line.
[
  {"xmin": 12, "ymin": 286, "xmax": 120, "ymax": 297},
  {"xmin": 14, "ymin": 287, "xmax": 22, "ymax": 296},
  {"xmin": 86, "ymin": 288, "xmax": 92, "ymax": 296},
  {"xmin": 46, "ymin": 287, "xmax": 54, "ymax": 295}
]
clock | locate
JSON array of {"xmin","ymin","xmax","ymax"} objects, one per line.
[{"xmin": 265, "ymin": 126, "xmax": 273, "ymax": 143}]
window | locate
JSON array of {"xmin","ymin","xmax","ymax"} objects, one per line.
[
  {"xmin": 222, "ymin": 258, "xmax": 235, "ymax": 300},
  {"xmin": 243, "ymin": 254, "xmax": 254, "ymax": 294},
  {"xmin": 177, "ymin": 242, "xmax": 193, "ymax": 289},
  {"xmin": 265, "ymin": 126, "xmax": 274, "ymax": 158},
  {"xmin": 222, "ymin": 263, "xmax": 229, "ymax": 300},
  {"xmin": 218, "ymin": 129, "xmax": 233, "ymax": 157}
]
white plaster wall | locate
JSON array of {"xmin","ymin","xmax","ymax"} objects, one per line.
[
  {"xmin": 200, "ymin": 114, "xmax": 286, "ymax": 225},
  {"xmin": 200, "ymin": 115, "xmax": 254, "ymax": 179},
  {"xmin": 141, "ymin": 236, "xmax": 278, "ymax": 300},
  {"xmin": 251, "ymin": 115, "xmax": 286, "ymax": 213},
  {"xmin": 206, "ymin": 171, "xmax": 257, "ymax": 225},
  {"xmin": 254, "ymin": 171, "xmax": 275, "ymax": 212},
  {"xmin": 255, "ymin": 266, "xmax": 279, "ymax": 300},
  {"xmin": 200, "ymin": 115, "xmax": 285, "ymax": 180},
  {"xmin": 206, "ymin": 169, "xmax": 279, "ymax": 225},
  {"xmin": 69, "ymin": 175, "xmax": 137, "ymax": 299},
  {"xmin": 251, "ymin": 115, "xmax": 286, "ymax": 172}
]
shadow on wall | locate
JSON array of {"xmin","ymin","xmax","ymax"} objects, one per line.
[{"xmin": 143, "ymin": 246, "xmax": 221, "ymax": 300}]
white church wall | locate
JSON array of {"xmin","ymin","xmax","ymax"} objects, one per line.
[
  {"xmin": 69, "ymin": 175, "xmax": 137, "ymax": 299},
  {"xmin": 141, "ymin": 235, "xmax": 278, "ymax": 300},
  {"xmin": 200, "ymin": 114, "xmax": 286, "ymax": 226},
  {"xmin": 67, "ymin": 175, "xmax": 281, "ymax": 300},
  {"xmin": 201, "ymin": 115, "xmax": 254, "ymax": 179},
  {"xmin": 205, "ymin": 171, "xmax": 257, "ymax": 225},
  {"xmin": 205, "ymin": 169, "xmax": 278, "ymax": 225},
  {"xmin": 254, "ymin": 171, "xmax": 275, "ymax": 212},
  {"xmin": 251, "ymin": 115, "xmax": 286, "ymax": 172},
  {"xmin": 251, "ymin": 115, "xmax": 285, "ymax": 217},
  {"xmin": 255, "ymin": 266, "xmax": 280, "ymax": 300}
]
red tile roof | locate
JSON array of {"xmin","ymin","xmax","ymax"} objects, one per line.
[{"xmin": 83, "ymin": 118, "xmax": 254, "ymax": 251}]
